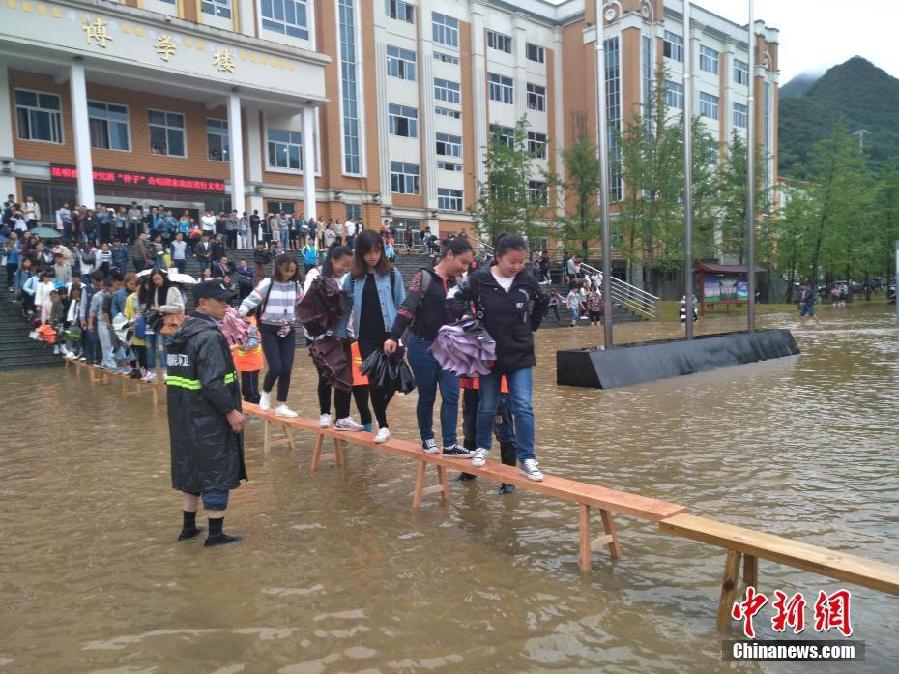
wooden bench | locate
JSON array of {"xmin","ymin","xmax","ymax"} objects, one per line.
[
  {"xmin": 244, "ymin": 403, "xmax": 685, "ymax": 570},
  {"xmin": 66, "ymin": 358, "xmax": 167, "ymax": 403},
  {"xmin": 658, "ymin": 513, "xmax": 899, "ymax": 629}
]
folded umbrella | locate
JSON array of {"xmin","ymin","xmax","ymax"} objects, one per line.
[
  {"xmin": 360, "ymin": 348, "xmax": 416, "ymax": 395},
  {"xmin": 309, "ymin": 336, "xmax": 352, "ymax": 391},
  {"xmin": 220, "ymin": 307, "xmax": 251, "ymax": 347},
  {"xmin": 298, "ymin": 277, "xmax": 346, "ymax": 336},
  {"xmin": 429, "ymin": 317, "xmax": 496, "ymax": 377}
]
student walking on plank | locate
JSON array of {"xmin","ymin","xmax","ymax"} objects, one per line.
[
  {"xmin": 385, "ymin": 237, "xmax": 474, "ymax": 457},
  {"xmin": 449, "ymin": 234, "xmax": 549, "ymax": 481}
]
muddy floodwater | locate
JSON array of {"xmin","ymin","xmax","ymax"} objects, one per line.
[{"xmin": 1, "ymin": 305, "xmax": 897, "ymax": 673}]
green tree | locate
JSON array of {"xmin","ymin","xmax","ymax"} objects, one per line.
[
  {"xmin": 560, "ymin": 134, "xmax": 599, "ymax": 259},
  {"xmin": 716, "ymin": 131, "xmax": 770, "ymax": 264}
]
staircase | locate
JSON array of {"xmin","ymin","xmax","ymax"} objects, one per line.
[{"xmin": 0, "ymin": 284, "xmax": 64, "ymax": 370}]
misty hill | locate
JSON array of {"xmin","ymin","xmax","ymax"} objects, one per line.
[
  {"xmin": 779, "ymin": 71, "xmax": 822, "ymax": 99},
  {"xmin": 778, "ymin": 57, "xmax": 899, "ymax": 176}
]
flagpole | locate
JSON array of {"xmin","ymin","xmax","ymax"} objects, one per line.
[
  {"xmin": 682, "ymin": 0, "xmax": 694, "ymax": 339},
  {"xmin": 595, "ymin": 0, "xmax": 614, "ymax": 348},
  {"xmin": 746, "ymin": 0, "xmax": 757, "ymax": 331}
]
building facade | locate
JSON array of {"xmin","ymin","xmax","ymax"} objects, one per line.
[{"xmin": 0, "ymin": 0, "xmax": 778, "ymax": 244}]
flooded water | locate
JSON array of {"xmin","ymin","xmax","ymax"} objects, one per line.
[{"xmin": 1, "ymin": 305, "xmax": 897, "ymax": 673}]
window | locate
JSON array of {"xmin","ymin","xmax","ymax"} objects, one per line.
[
  {"xmin": 390, "ymin": 161, "xmax": 420, "ymax": 194},
  {"xmin": 734, "ymin": 59, "xmax": 749, "ymax": 86},
  {"xmin": 261, "ymin": 0, "xmax": 309, "ymax": 40},
  {"xmin": 487, "ymin": 30, "xmax": 512, "ymax": 54},
  {"xmin": 88, "ymin": 101, "xmax": 130, "ymax": 151},
  {"xmin": 605, "ymin": 37, "xmax": 623, "ymax": 201},
  {"xmin": 385, "ymin": 0, "xmax": 413, "ymax": 23},
  {"xmin": 527, "ymin": 131, "xmax": 546, "ymax": 158},
  {"xmin": 437, "ymin": 188, "xmax": 463, "ymax": 211},
  {"xmin": 526, "ymin": 83, "xmax": 546, "ymax": 112},
  {"xmin": 437, "ymin": 161, "xmax": 462, "ymax": 172},
  {"xmin": 706, "ymin": 144, "xmax": 719, "ymax": 166},
  {"xmin": 387, "ymin": 45, "xmax": 416, "ymax": 81},
  {"xmin": 201, "ymin": 0, "xmax": 231, "ymax": 19},
  {"xmin": 434, "ymin": 78, "xmax": 460, "ymax": 104},
  {"xmin": 268, "ymin": 129, "xmax": 303, "ymax": 170},
  {"xmin": 699, "ymin": 92, "xmax": 719, "ymax": 121},
  {"xmin": 434, "ymin": 51, "xmax": 459, "ymax": 65},
  {"xmin": 488, "ymin": 73, "xmax": 513, "ymax": 104},
  {"xmin": 528, "ymin": 180, "xmax": 547, "ymax": 206},
  {"xmin": 699, "ymin": 45, "xmax": 719, "ymax": 75},
  {"xmin": 388, "ymin": 103, "xmax": 418, "ymax": 138},
  {"xmin": 490, "ymin": 124, "xmax": 514, "ymax": 149},
  {"xmin": 732, "ymin": 102, "xmax": 748, "ymax": 129},
  {"xmin": 665, "ymin": 80, "xmax": 683, "ymax": 110},
  {"xmin": 663, "ymin": 31, "xmax": 683, "ymax": 62},
  {"xmin": 526, "ymin": 43, "xmax": 544, "ymax": 64},
  {"xmin": 267, "ymin": 201, "xmax": 296, "ymax": 215},
  {"xmin": 432, "ymin": 12, "xmax": 458, "ymax": 47},
  {"xmin": 15, "ymin": 90, "xmax": 62, "ymax": 143},
  {"xmin": 642, "ymin": 35, "xmax": 651, "ymax": 113},
  {"xmin": 345, "ymin": 204, "xmax": 361, "ymax": 222},
  {"xmin": 338, "ymin": 0, "xmax": 360, "ymax": 174},
  {"xmin": 148, "ymin": 109, "xmax": 185, "ymax": 156},
  {"xmin": 435, "ymin": 106, "xmax": 461, "ymax": 119},
  {"xmin": 435, "ymin": 132, "xmax": 461, "ymax": 158},
  {"xmin": 206, "ymin": 118, "xmax": 229, "ymax": 161}
]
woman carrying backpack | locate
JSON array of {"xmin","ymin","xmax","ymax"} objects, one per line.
[
  {"xmin": 239, "ymin": 253, "xmax": 303, "ymax": 418},
  {"xmin": 448, "ymin": 234, "xmax": 549, "ymax": 481},
  {"xmin": 384, "ymin": 237, "xmax": 473, "ymax": 456},
  {"xmin": 335, "ymin": 230, "xmax": 405, "ymax": 443}
]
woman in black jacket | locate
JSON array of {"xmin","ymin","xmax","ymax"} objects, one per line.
[{"xmin": 449, "ymin": 234, "xmax": 549, "ymax": 481}]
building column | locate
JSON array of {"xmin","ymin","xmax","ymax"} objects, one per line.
[
  {"xmin": 471, "ymin": 7, "xmax": 488, "ymax": 187},
  {"xmin": 0, "ymin": 64, "xmax": 16, "ymax": 199},
  {"xmin": 244, "ymin": 107, "xmax": 264, "ymax": 216},
  {"xmin": 70, "ymin": 58, "xmax": 95, "ymax": 208},
  {"xmin": 227, "ymin": 91, "xmax": 246, "ymax": 213},
  {"xmin": 302, "ymin": 104, "xmax": 316, "ymax": 220}
]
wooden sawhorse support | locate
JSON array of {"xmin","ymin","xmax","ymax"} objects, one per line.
[
  {"xmin": 310, "ymin": 433, "xmax": 345, "ymax": 471},
  {"xmin": 578, "ymin": 504, "xmax": 623, "ymax": 571},
  {"xmin": 716, "ymin": 549, "xmax": 758, "ymax": 630},
  {"xmin": 411, "ymin": 460, "xmax": 449, "ymax": 508},
  {"xmin": 262, "ymin": 418, "xmax": 297, "ymax": 454}
]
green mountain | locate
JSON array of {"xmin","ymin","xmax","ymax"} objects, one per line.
[
  {"xmin": 778, "ymin": 57, "xmax": 899, "ymax": 177},
  {"xmin": 778, "ymin": 71, "xmax": 822, "ymax": 99}
]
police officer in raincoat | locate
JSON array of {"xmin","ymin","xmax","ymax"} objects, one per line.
[{"xmin": 167, "ymin": 279, "xmax": 247, "ymax": 547}]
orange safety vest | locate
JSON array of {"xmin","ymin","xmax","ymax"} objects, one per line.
[
  {"xmin": 231, "ymin": 315, "xmax": 264, "ymax": 372},
  {"xmin": 459, "ymin": 375, "xmax": 508, "ymax": 393},
  {"xmin": 351, "ymin": 341, "xmax": 368, "ymax": 386}
]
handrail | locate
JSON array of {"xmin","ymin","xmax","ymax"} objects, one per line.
[{"xmin": 578, "ymin": 261, "xmax": 661, "ymax": 320}]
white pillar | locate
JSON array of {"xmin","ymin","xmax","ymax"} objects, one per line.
[
  {"xmin": 70, "ymin": 58, "xmax": 94, "ymax": 208},
  {"xmin": 244, "ymin": 107, "xmax": 264, "ymax": 216},
  {"xmin": 302, "ymin": 104, "xmax": 316, "ymax": 220},
  {"xmin": 0, "ymin": 64, "xmax": 16, "ymax": 199},
  {"xmin": 227, "ymin": 91, "xmax": 246, "ymax": 214}
]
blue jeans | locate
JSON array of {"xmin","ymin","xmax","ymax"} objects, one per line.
[
  {"xmin": 280, "ymin": 229, "xmax": 289, "ymax": 249},
  {"xmin": 406, "ymin": 333, "xmax": 460, "ymax": 446},
  {"xmin": 145, "ymin": 332, "xmax": 168, "ymax": 370},
  {"xmin": 476, "ymin": 367, "xmax": 536, "ymax": 462}
]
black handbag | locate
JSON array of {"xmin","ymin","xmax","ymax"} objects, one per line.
[{"xmin": 144, "ymin": 309, "xmax": 163, "ymax": 333}]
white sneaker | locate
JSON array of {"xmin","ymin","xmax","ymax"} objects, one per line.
[
  {"xmin": 275, "ymin": 403, "xmax": 298, "ymax": 418},
  {"xmin": 519, "ymin": 458, "xmax": 544, "ymax": 482},
  {"xmin": 52, "ymin": 345, "xmax": 60, "ymax": 354},
  {"xmin": 471, "ymin": 448, "xmax": 489, "ymax": 467},
  {"xmin": 259, "ymin": 391, "xmax": 271, "ymax": 410},
  {"xmin": 319, "ymin": 413, "xmax": 332, "ymax": 428},
  {"xmin": 373, "ymin": 427, "xmax": 391, "ymax": 444},
  {"xmin": 146, "ymin": 371, "xmax": 157, "ymax": 383},
  {"xmin": 29, "ymin": 331, "xmax": 38, "ymax": 340},
  {"xmin": 60, "ymin": 345, "xmax": 69, "ymax": 355},
  {"xmin": 334, "ymin": 417, "xmax": 364, "ymax": 432},
  {"xmin": 65, "ymin": 352, "xmax": 77, "ymax": 360}
]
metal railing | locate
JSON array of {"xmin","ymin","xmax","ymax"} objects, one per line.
[{"xmin": 578, "ymin": 261, "xmax": 661, "ymax": 321}]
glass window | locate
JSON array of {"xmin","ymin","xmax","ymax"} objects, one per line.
[
  {"xmin": 732, "ymin": 102, "xmax": 748, "ymax": 129},
  {"xmin": 201, "ymin": 0, "xmax": 231, "ymax": 19},
  {"xmin": 385, "ymin": 0, "xmax": 413, "ymax": 23},
  {"xmin": 699, "ymin": 92, "xmax": 719, "ymax": 121},
  {"xmin": 437, "ymin": 161, "xmax": 462, "ymax": 172},
  {"xmin": 433, "ymin": 51, "xmax": 459, "ymax": 65},
  {"xmin": 206, "ymin": 118, "xmax": 229, "ymax": 161},
  {"xmin": 526, "ymin": 43, "xmax": 544, "ymax": 64},
  {"xmin": 663, "ymin": 31, "xmax": 683, "ymax": 62},
  {"xmin": 435, "ymin": 132, "xmax": 461, "ymax": 158},
  {"xmin": 387, "ymin": 45, "xmax": 417, "ymax": 81},
  {"xmin": 14, "ymin": 89, "xmax": 62, "ymax": 143},
  {"xmin": 388, "ymin": 103, "xmax": 418, "ymax": 138},
  {"xmin": 488, "ymin": 73, "xmax": 513, "ymax": 104},
  {"xmin": 487, "ymin": 30, "xmax": 512, "ymax": 54},
  {"xmin": 526, "ymin": 83, "xmax": 546, "ymax": 112},
  {"xmin": 345, "ymin": 204, "xmax": 361, "ymax": 221},
  {"xmin": 432, "ymin": 12, "xmax": 458, "ymax": 47},
  {"xmin": 434, "ymin": 78, "xmax": 461, "ymax": 104},
  {"xmin": 665, "ymin": 79, "xmax": 683, "ymax": 110},
  {"xmin": 390, "ymin": 161, "xmax": 420, "ymax": 194},
  {"xmin": 338, "ymin": 0, "xmax": 360, "ymax": 173},
  {"xmin": 490, "ymin": 124, "xmax": 514, "ymax": 149},
  {"xmin": 435, "ymin": 106, "xmax": 461, "ymax": 119},
  {"xmin": 261, "ymin": 0, "xmax": 309, "ymax": 40},
  {"xmin": 148, "ymin": 108, "xmax": 185, "ymax": 157},
  {"xmin": 268, "ymin": 128, "xmax": 303, "ymax": 170},
  {"xmin": 605, "ymin": 37, "xmax": 623, "ymax": 201},
  {"xmin": 88, "ymin": 101, "xmax": 130, "ymax": 152},
  {"xmin": 527, "ymin": 131, "xmax": 546, "ymax": 158},
  {"xmin": 699, "ymin": 45, "xmax": 719, "ymax": 75},
  {"xmin": 437, "ymin": 188, "xmax": 463, "ymax": 211},
  {"xmin": 734, "ymin": 59, "xmax": 749, "ymax": 85},
  {"xmin": 528, "ymin": 180, "xmax": 547, "ymax": 206}
]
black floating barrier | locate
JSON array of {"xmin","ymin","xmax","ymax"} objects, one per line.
[{"xmin": 556, "ymin": 329, "xmax": 800, "ymax": 390}]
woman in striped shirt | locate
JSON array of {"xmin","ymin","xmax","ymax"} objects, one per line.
[{"xmin": 239, "ymin": 253, "xmax": 304, "ymax": 418}]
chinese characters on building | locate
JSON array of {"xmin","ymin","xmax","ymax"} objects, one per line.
[
  {"xmin": 50, "ymin": 165, "xmax": 225, "ymax": 193},
  {"xmin": 82, "ymin": 18, "xmax": 112, "ymax": 48}
]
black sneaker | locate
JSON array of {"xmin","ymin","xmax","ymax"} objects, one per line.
[
  {"xmin": 177, "ymin": 527, "xmax": 203, "ymax": 541},
  {"xmin": 204, "ymin": 533, "xmax": 242, "ymax": 547},
  {"xmin": 499, "ymin": 483, "xmax": 516, "ymax": 495},
  {"xmin": 442, "ymin": 444, "xmax": 473, "ymax": 458},
  {"xmin": 421, "ymin": 438, "xmax": 439, "ymax": 454}
]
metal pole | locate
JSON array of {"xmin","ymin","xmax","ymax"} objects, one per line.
[
  {"xmin": 682, "ymin": 0, "xmax": 694, "ymax": 340},
  {"xmin": 895, "ymin": 240, "xmax": 899, "ymax": 327},
  {"xmin": 595, "ymin": 0, "xmax": 614, "ymax": 348},
  {"xmin": 746, "ymin": 0, "xmax": 756, "ymax": 332}
]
